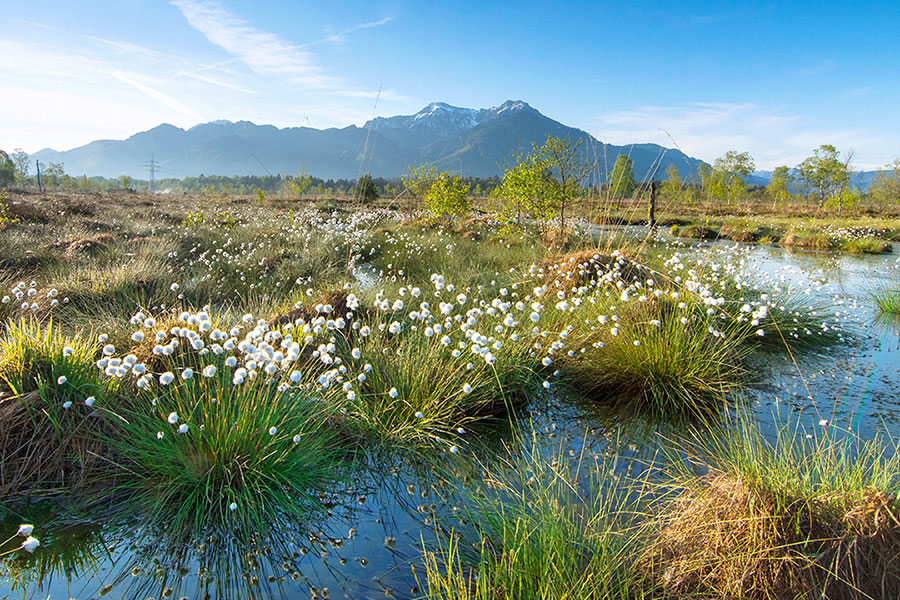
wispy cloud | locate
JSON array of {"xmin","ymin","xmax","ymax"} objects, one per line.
[
  {"xmin": 590, "ymin": 102, "xmax": 883, "ymax": 169},
  {"xmin": 303, "ymin": 16, "xmax": 395, "ymax": 49},
  {"xmin": 171, "ymin": 0, "xmax": 337, "ymax": 87},
  {"xmin": 111, "ymin": 71, "xmax": 205, "ymax": 121},
  {"xmin": 88, "ymin": 36, "xmax": 165, "ymax": 59}
]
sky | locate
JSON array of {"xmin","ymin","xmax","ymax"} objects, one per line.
[{"xmin": 1, "ymin": 0, "xmax": 898, "ymax": 170}]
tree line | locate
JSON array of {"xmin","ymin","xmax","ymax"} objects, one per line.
[
  {"xmin": 4, "ymin": 142, "xmax": 900, "ymax": 217},
  {"xmin": 655, "ymin": 145, "xmax": 900, "ymax": 213}
]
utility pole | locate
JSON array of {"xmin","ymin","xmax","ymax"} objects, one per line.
[
  {"xmin": 36, "ymin": 159, "xmax": 43, "ymax": 194},
  {"xmin": 143, "ymin": 155, "xmax": 160, "ymax": 192}
]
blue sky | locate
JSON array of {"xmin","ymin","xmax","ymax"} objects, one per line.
[{"xmin": 1, "ymin": 0, "xmax": 897, "ymax": 169}]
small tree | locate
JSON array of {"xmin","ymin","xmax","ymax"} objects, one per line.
[
  {"xmin": 495, "ymin": 154, "xmax": 559, "ymax": 232},
  {"xmin": 402, "ymin": 163, "xmax": 438, "ymax": 207},
  {"xmin": 10, "ymin": 149, "xmax": 29, "ymax": 185},
  {"xmin": 355, "ymin": 173, "xmax": 379, "ymax": 204},
  {"xmin": 609, "ymin": 154, "xmax": 636, "ymax": 199},
  {"xmin": 43, "ymin": 162, "xmax": 65, "ymax": 189},
  {"xmin": 660, "ymin": 164, "xmax": 684, "ymax": 204},
  {"xmin": 0, "ymin": 151, "xmax": 14, "ymax": 188},
  {"xmin": 797, "ymin": 144, "xmax": 849, "ymax": 208},
  {"xmin": 118, "ymin": 174, "xmax": 133, "ymax": 190},
  {"xmin": 766, "ymin": 166, "xmax": 794, "ymax": 209},
  {"xmin": 698, "ymin": 164, "xmax": 726, "ymax": 207},
  {"xmin": 424, "ymin": 172, "xmax": 470, "ymax": 222},
  {"xmin": 869, "ymin": 158, "xmax": 900, "ymax": 207},
  {"xmin": 713, "ymin": 150, "xmax": 755, "ymax": 203},
  {"xmin": 533, "ymin": 135, "xmax": 587, "ymax": 237}
]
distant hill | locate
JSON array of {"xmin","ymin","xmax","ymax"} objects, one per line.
[{"xmin": 32, "ymin": 100, "xmax": 707, "ymax": 181}]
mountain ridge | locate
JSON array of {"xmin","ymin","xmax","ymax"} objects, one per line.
[{"xmin": 32, "ymin": 101, "xmax": 708, "ymax": 181}]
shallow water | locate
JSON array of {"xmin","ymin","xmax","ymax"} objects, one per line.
[{"xmin": 2, "ymin": 234, "xmax": 899, "ymax": 600}]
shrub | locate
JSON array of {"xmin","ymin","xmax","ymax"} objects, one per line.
[{"xmin": 424, "ymin": 173, "xmax": 470, "ymax": 222}]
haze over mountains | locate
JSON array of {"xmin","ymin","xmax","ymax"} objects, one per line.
[{"xmin": 32, "ymin": 100, "xmax": 707, "ymax": 181}]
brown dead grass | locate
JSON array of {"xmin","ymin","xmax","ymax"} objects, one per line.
[
  {"xmin": 642, "ymin": 473, "xmax": 900, "ymax": 600},
  {"xmin": 269, "ymin": 289, "xmax": 352, "ymax": 328},
  {"xmin": 0, "ymin": 391, "xmax": 108, "ymax": 498},
  {"xmin": 540, "ymin": 249, "xmax": 643, "ymax": 291},
  {"xmin": 48, "ymin": 233, "xmax": 116, "ymax": 259}
]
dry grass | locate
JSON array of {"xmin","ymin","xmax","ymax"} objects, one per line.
[
  {"xmin": 0, "ymin": 390, "xmax": 109, "ymax": 498},
  {"xmin": 643, "ymin": 472, "xmax": 900, "ymax": 599},
  {"xmin": 539, "ymin": 249, "xmax": 643, "ymax": 290}
]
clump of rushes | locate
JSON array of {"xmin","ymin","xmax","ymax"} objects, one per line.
[
  {"xmin": 0, "ymin": 318, "xmax": 112, "ymax": 497},
  {"xmin": 841, "ymin": 236, "xmax": 892, "ymax": 254},
  {"xmin": 873, "ymin": 286, "xmax": 900, "ymax": 315},
  {"xmin": 333, "ymin": 304, "xmax": 542, "ymax": 449},
  {"xmin": 642, "ymin": 421, "xmax": 900, "ymax": 600},
  {"xmin": 111, "ymin": 357, "xmax": 342, "ymax": 538},
  {"xmin": 568, "ymin": 295, "xmax": 749, "ymax": 417},
  {"xmin": 419, "ymin": 438, "xmax": 648, "ymax": 599}
]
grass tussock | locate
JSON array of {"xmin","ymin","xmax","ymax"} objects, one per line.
[
  {"xmin": 111, "ymin": 365, "xmax": 343, "ymax": 537},
  {"xmin": 873, "ymin": 286, "xmax": 900, "ymax": 315},
  {"xmin": 568, "ymin": 296, "xmax": 750, "ymax": 417},
  {"xmin": 336, "ymin": 310, "xmax": 541, "ymax": 448},
  {"xmin": 539, "ymin": 249, "xmax": 642, "ymax": 290},
  {"xmin": 420, "ymin": 438, "xmax": 647, "ymax": 599},
  {"xmin": 642, "ymin": 423, "xmax": 900, "ymax": 599},
  {"xmin": 0, "ymin": 319, "xmax": 112, "ymax": 497}
]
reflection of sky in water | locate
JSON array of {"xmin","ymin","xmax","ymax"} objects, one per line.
[{"xmin": 3, "ymin": 236, "xmax": 899, "ymax": 599}]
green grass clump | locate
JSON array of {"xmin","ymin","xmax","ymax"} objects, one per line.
[
  {"xmin": 0, "ymin": 318, "xmax": 102, "ymax": 398},
  {"xmin": 780, "ymin": 229, "xmax": 835, "ymax": 250},
  {"xmin": 420, "ymin": 438, "xmax": 648, "ymax": 599},
  {"xmin": 334, "ymin": 311, "xmax": 541, "ymax": 449},
  {"xmin": 567, "ymin": 296, "xmax": 749, "ymax": 417},
  {"xmin": 873, "ymin": 286, "xmax": 900, "ymax": 315},
  {"xmin": 111, "ymin": 363, "xmax": 343, "ymax": 537},
  {"xmin": 643, "ymin": 421, "xmax": 900, "ymax": 600},
  {"xmin": 0, "ymin": 319, "xmax": 113, "ymax": 497},
  {"xmin": 841, "ymin": 236, "xmax": 893, "ymax": 254}
]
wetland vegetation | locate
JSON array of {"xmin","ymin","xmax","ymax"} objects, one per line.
[{"xmin": 1, "ymin": 143, "xmax": 899, "ymax": 599}]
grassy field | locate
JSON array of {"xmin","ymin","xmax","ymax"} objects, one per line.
[{"xmin": 0, "ymin": 189, "xmax": 897, "ymax": 599}]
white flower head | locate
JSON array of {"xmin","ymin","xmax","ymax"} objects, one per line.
[{"xmin": 21, "ymin": 536, "xmax": 40, "ymax": 553}]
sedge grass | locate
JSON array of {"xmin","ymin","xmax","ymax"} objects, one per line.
[
  {"xmin": 565, "ymin": 294, "xmax": 750, "ymax": 418},
  {"xmin": 109, "ymin": 360, "xmax": 344, "ymax": 538},
  {"xmin": 643, "ymin": 419, "xmax": 900, "ymax": 599},
  {"xmin": 0, "ymin": 318, "xmax": 115, "ymax": 497},
  {"xmin": 873, "ymin": 286, "xmax": 900, "ymax": 315},
  {"xmin": 332, "ymin": 307, "xmax": 543, "ymax": 449},
  {"xmin": 419, "ymin": 433, "xmax": 652, "ymax": 600}
]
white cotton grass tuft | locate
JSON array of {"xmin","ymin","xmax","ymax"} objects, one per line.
[{"xmin": 21, "ymin": 536, "xmax": 40, "ymax": 553}]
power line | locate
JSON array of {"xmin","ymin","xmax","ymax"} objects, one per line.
[{"xmin": 143, "ymin": 155, "xmax": 160, "ymax": 192}]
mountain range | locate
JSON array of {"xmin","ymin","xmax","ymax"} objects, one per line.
[{"xmin": 32, "ymin": 100, "xmax": 707, "ymax": 181}]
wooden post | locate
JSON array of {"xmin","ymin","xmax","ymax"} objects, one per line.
[
  {"xmin": 648, "ymin": 181, "xmax": 658, "ymax": 229},
  {"xmin": 36, "ymin": 159, "xmax": 42, "ymax": 194}
]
